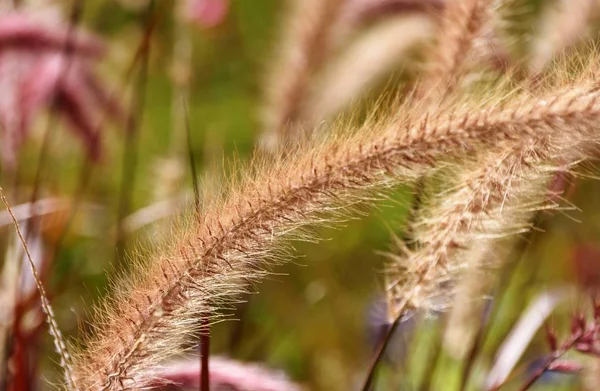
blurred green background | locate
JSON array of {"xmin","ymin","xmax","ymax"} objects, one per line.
[{"xmin": 4, "ymin": 0, "xmax": 600, "ymax": 390}]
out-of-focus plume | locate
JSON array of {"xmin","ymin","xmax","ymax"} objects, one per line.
[
  {"xmin": 417, "ymin": 0, "xmax": 499, "ymax": 102},
  {"xmin": 305, "ymin": 15, "xmax": 434, "ymax": 125},
  {"xmin": 181, "ymin": 0, "xmax": 230, "ymax": 29},
  {"xmin": 0, "ymin": 7, "xmax": 125, "ymax": 169},
  {"xmin": 153, "ymin": 356, "xmax": 304, "ymax": 391},
  {"xmin": 261, "ymin": 0, "xmax": 344, "ymax": 151},
  {"xmin": 530, "ymin": 0, "xmax": 600, "ymax": 73},
  {"xmin": 262, "ymin": 0, "xmax": 511, "ymax": 153}
]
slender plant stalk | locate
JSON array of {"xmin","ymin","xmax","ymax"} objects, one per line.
[
  {"xmin": 0, "ymin": 188, "xmax": 77, "ymax": 390},
  {"xmin": 361, "ymin": 311, "xmax": 403, "ymax": 391},
  {"xmin": 73, "ymin": 66, "xmax": 600, "ymax": 389},
  {"xmin": 182, "ymin": 99, "xmax": 208, "ymax": 391},
  {"xmin": 530, "ymin": 0, "xmax": 600, "ymax": 73}
]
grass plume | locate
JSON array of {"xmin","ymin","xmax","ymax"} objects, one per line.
[
  {"xmin": 385, "ymin": 141, "xmax": 573, "ymax": 318},
  {"xmin": 0, "ymin": 188, "xmax": 77, "ymax": 390},
  {"xmin": 73, "ymin": 56, "xmax": 600, "ymax": 388},
  {"xmin": 530, "ymin": 0, "xmax": 600, "ymax": 73},
  {"xmin": 419, "ymin": 0, "xmax": 497, "ymax": 100},
  {"xmin": 379, "ymin": 0, "xmax": 500, "ymax": 322},
  {"xmin": 261, "ymin": 0, "xmax": 344, "ymax": 150}
]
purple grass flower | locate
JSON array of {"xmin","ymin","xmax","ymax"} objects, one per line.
[
  {"xmin": 0, "ymin": 8, "xmax": 124, "ymax": 169},
  {"xmin": 183, "ymin": 0, "xmax": 230, "ymax": 29},
  {"xmin": 153, "ymin": 356, "xmax": 303, "ymax": 391}
]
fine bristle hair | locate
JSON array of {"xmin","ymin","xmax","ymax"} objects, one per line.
[
  {"xmin": 385, "ymin": 143, "xmax": 559, "ymax": 318},
  {"xmin": 73, "ymin": 54, "xmax": 600, "ymax": 388},
  {"xmin": 403, "ymin": 0, "xmax": 600, "ymax": 346}
]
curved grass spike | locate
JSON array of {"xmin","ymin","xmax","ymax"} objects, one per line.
[
  {"xmin": 0, "ymin": 188, "xmax": 77, "ymax": 390},
  {"xmin": 74, "ymin": 63, "xmax": 600, "ymax": 388},
  {"xmin": 400, "ymin": 0, "xmax": 600, "ymax": 379},
  {"xmin": 364, "ymin": 2, "xmax": 500, "ymax": 387},
  {"xmin": 386, "ymin": 143, "xmax": 567, "ymax": 318},
  {"xmin": 382, "ymin": 0, "xmax": 600, "ymax": 380}
]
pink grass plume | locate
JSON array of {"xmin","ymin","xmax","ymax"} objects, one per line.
[{"xmin": 154, "ymin": 356, "xmax": 304, "ymax": 391}]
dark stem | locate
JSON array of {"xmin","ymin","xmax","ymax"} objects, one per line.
[
  {"xmin": 517, "ymin": 334, "xmax": 580, "ymax": 391},
  {"xmin": 360, "ymin": 178, "xmax": 426, "ymax": 390},
  {"xmin": 361, "ymin": 315, "xmax": 403, "ymax": 391},
  {"xmin": 183, "ymin": 98, "xmax": 208, "ymax": 391},
  {"xmin": 200, "ymin": 322, "xmax": 210, "ymax": 391}
]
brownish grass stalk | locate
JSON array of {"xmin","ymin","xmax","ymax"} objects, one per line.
[{"xmin": 73, "ymin": 63, "xmax": 600, "ymax": 389}]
